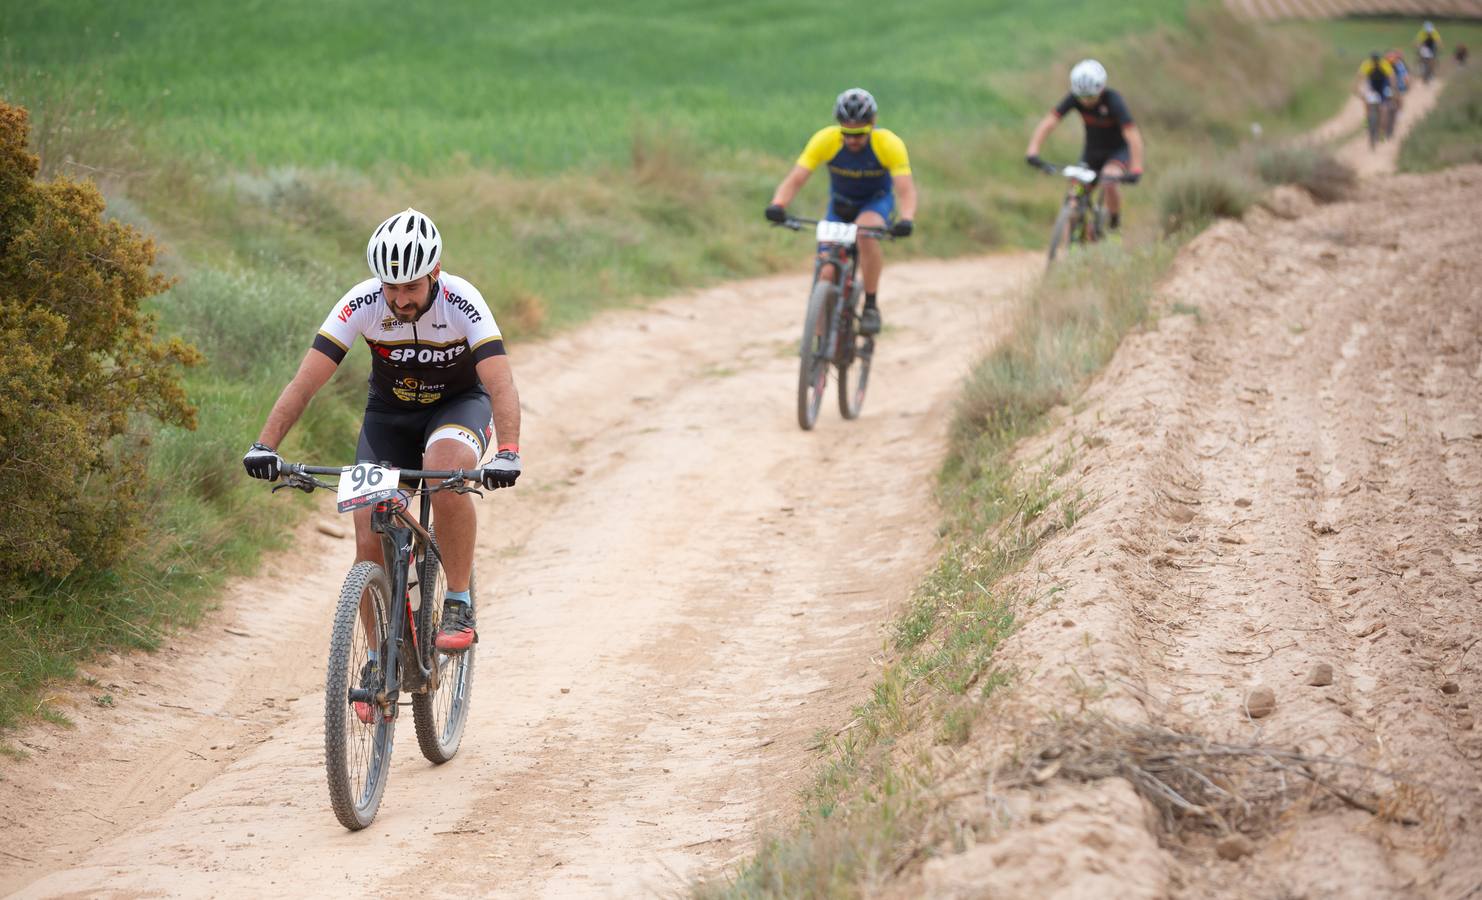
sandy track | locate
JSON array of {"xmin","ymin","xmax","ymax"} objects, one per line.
[
  {"xmin": 915, "ymin": 152, "xmax": 1482, "ymax": 900},
  {"xmin": 0, "ymin": 251, "xmax": 1038, "ymax": 897}
]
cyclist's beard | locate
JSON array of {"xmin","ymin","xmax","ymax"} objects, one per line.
[{"xmin": 389, "ymin": 282, "xmax": 436, "ymax": 323}]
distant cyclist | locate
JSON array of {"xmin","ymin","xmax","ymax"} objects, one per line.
[
  {"xmin": 1025, "ymin": 59, "xmax": 1145, "ymax": 233},
  {"xmin": 765, "ymin": 88, "xmax": 918, "ymax": 336},
  {"xmin": 1357, "ymin": 52, "xmax": 1396, "ymax": 107},
  {"xmin": 1386, "ymin": 50, "xmax": 1410, "ymax": 112},
  {"xmin": 1416, "ymin": 21, "xmax": 1442, "ymax": 79},
  {"xmin": 1456, "ymin": 44, "xmax": 1469, "ymax": 66},
  {"xmin": 243, "ymin": 209, "xmax": 523, "ymax": 657}
]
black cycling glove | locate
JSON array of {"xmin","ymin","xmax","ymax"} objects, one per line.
[
  {"xmin": 890, "ymin": 219, "xmax": 914, "ymax": 238},
  {"xmin": 243, "ymin": 442, "xmax": 282, "ymax": 480},
  {"xmin": 764, "ymin": 204, "xmax": 787, "ymax": 223},
  {"xmin": 1025, "ymin": 154, "xmax": 1045, "ymax": 170},
  {"xmin": 482, "ymin": 450, "xmax": 522, "ymax": 490},
  {"xmin": 1121, "ymin": 170, "xmax": 1142, "ymax": 185}
]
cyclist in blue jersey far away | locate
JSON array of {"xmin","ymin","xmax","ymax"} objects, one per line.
[
  {"xmin": 243, "ymin": 209, "xmax": 522, "ymax": 656},
  {"xmin": 765, "ymin": 88, "xmax": 918, "ymax": 336},
  {"xmin": 1025, "ymin": 59, "xmax": 1145, "ymax": 233}
]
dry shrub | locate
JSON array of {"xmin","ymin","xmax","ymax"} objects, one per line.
[
  {"xmin": 999, "ymin": 717, "xmax": 1436, "ymax": 842},
  {"xmin": 1254, "ymin": 144, "xmax": 1356, "ymax": 203},
  {"xmin": 1157, "ymin": 163, "xmax": 1259, "ymax": 234},
  {"xmin": 505, "ymin": 289, "xmax": 548, "ymax": 333}
]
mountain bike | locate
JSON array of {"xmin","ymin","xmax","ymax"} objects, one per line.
[
  {"xmin": 271, "ymin": 461, "xmax": 483, "ymax": 830},
  {"xmin": 1034, "ymin": 161, "xmax": 1132, "ymax": 263},
  {"xmin": 774, "ymin": 216, "xmax": 896, "ymax": 430},
  {"xmin": 1362, "ymin": 89, "xmax": 1395, "ymax": 149},
  {"xmin": 1419, "ymin": 44, "xmax": 1437, "ymax": 83}
]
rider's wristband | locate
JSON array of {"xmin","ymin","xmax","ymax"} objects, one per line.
[{"xmin": 497, "ymin": 443, "xmax": 520, "ymax": 454}]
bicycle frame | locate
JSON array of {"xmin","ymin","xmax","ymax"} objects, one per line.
[
  {"xmin": 785, "ymin": 216, "xmax": 890, "ymax": 366},
  {"xmin": 811, "ymin": 241, "xmax": 862, "ymax": 367},
  {"xmin": 281, "ymin": 464, "xmax": 475, "ymax": 716}
]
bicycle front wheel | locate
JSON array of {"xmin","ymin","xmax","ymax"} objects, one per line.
[
  {"xmin": 797, "ymin": 280, "xmax": 835, "ymax": 430},
  {"xmin": 325, "ymin": 561, "xmax": 395, "ymax": 831},
  {"xmin": 1047, "ymin": 201, "xmax": 1076, "ymax": 262},
  {"xmin": 413, "ymin": 531, "xmax": 477, "ymax": 765},
  {"xmin": 836, "ymin": 288, "xmax": 872, "ymax": 420}
]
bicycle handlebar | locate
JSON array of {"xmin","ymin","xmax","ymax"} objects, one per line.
[
  {"xmin": 274, "ymin": 462, "xmax": 485, "ymax": 496},
  {"xmin": 1033, "ymin": 161, "xmax": 1137, "ymax": 184},
  {"xmin": 774, "ymin": 217, "xmax": 895, "ymax": 239}
]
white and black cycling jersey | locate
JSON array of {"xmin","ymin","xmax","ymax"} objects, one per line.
[{"xmin": 312, "ymin": 273, "xmax": 505, "ymax": 409}]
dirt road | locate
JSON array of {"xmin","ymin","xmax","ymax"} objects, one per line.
[
  {"xmin": 0, "ymin": 250, "xmax": 1038, "ymax": 897},
  {"xmin": 915, "ymin": 96, "xmax": 1482, "ymax": 900}
]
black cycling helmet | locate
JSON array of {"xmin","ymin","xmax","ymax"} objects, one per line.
[{"xmin": 833, "ymin": 88, "xmax": 878, "ymax": 124}]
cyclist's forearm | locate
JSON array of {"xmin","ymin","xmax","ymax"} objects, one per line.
[
  {"xmin": 477, "ymin": 356, "xmax": 521, "ymax": 449},
  {"xmin": 258, "ymin": 349, "xmax": 337, "ymax": 448},
  {"xmin": 770, "ymin": 166, "xmax": 811, "ymax": 207},
  {"xmin": 1124, "ymin": 125, "xmax": 1145, "ymax": 171},
  {"xmin": 1026, "ymin": 114, "xmax": 1059, "ymax": 156},
  {"xmin": 895, "ymin": 175, "xmax": 919, "ymax": 221}
]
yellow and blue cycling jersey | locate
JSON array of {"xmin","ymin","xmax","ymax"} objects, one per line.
[
  {"xmin": 1417, "ymin": 27, "xmax": 1441, "ymax": 47},
  {"xmin": 796, "ymin": 125, "xmax": 911, "ymax": 204},
  {"xmin": 1359, "ymin": 58, "xmax": 1396, "ymax": 88}
]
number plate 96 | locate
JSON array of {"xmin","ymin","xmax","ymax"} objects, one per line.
[{"xmin": 336, "ymin": 463, "xmax": 401, "ymax": 513}]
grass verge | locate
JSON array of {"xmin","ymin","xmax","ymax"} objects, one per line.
[{"xmin": 1400, "ymin": 58, "xmax": 1482, "ymax": 171}]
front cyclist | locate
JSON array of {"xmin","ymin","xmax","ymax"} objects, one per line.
[
  {"xmin": 765, "ymin": 88, "xmax": 917, "ymax": 336},
  {"xmin": 1356, "ymin": 52, "xmax": 1397, "ymax": 127},
  {"xmin": 243, "ymin": 209, "xmax": 522, "ymax": 657},
  {"xmin": 1025, "ymin": 59, "xmax": 1145, "ymax": 233}
]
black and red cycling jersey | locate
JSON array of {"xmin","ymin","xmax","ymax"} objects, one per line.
[{"xmin": 1053, "ymin": 88, "xmax": 1135, "ymax": 159}]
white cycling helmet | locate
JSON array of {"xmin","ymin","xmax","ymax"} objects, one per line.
[
  {"xmin": 367, "ymin": 208, "xmax": 442, "ymax": 284},
  {"xmin": 1423, "ymin": 20, "xmax": 1435, "ymax": 31},
  {"xmin": 1070, "ymin": 59, "xmax": 1108, "ymax": 98}
]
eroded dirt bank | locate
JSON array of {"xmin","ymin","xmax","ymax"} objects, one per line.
[
  {"xmin": 0, "ymin": 252, "xmax": 1038, "ymax": 898},
  {"xmin": 915, "ymin": 165, "xmax": 1482, "ymax": 898}
]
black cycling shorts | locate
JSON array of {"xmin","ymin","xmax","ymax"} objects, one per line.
[
  {"xmin": 1082, "ymin": 144, "xmax": 1131, "ymax": 174},
  {"xmin": 356, "ymin": 388, "xmax": 493, "ymax": 473}
]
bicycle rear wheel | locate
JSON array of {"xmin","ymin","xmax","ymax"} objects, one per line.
[
  {"xmin": 412, "ymin": 530, "xmax": 477, "ymax": 764},
  {"xmin": 797, "ymin": 280, "xmax": 835, "ymax": 430},
  {"xmin": 325, "ymin": 561, "xmax": 394, "ymax": 831},
  {"xmin": 836, "ymin": 288, "xmax": 872, "ymax": 420},
  {"xmin": 1047, "ymin": 201, "xmax": 1076, "ymax": 262}
]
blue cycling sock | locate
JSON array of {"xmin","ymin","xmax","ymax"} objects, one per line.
[
  {"xmin": 445, "ymin": 589, "xmax": 471, "ymax": 606},
  {"xmin": 366, "ymin": 649, "xmax": 379, "ymax": 663}
]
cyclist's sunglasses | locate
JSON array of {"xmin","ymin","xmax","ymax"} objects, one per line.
[{"xmin": 840, "ymin": 123, "xmax": 873, "ymax": 136}]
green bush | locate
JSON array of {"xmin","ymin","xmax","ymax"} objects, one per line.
[{"xmin": 0, "ymin": 101, "xmax": 199, "ymax": 583}]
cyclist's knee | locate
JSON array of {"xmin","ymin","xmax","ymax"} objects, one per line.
[{"xmin": 423, "ymin": 439, "xmax": 477, "ymax": 472}]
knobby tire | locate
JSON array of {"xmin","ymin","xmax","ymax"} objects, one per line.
[
  {"xmin": 797, "ymin": 280, "xmax": 835, "ymax": 430},
  {"xmin": 412, "ymin": 528, "xmax": 477, "ymax": 765},
  {"xmin": 325, "ymin": 561, "xmax": 394, "ymax": 831},
  {"xmin": 1047, "ymin": 200, "xmax": 1077, "ymax": 263},
  {"xmin": 836, "ymin": 285, "xmax": 872, "ymax": 420}
]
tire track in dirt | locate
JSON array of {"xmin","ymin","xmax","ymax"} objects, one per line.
[{"xmin": 0, "ymin": 252, "xmax": 1039, "ymax": 898}]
